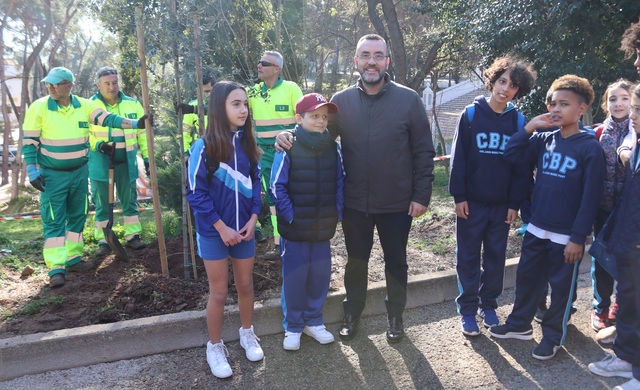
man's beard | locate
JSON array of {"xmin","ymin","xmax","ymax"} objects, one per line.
[{"xmin": 359, "ymin": 66, "xmax": 385, "ymax": 85}]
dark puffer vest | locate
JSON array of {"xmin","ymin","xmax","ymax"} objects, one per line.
[{"xmin": 278, "ymin": 127, "xmax": 339, "ymax": 242}]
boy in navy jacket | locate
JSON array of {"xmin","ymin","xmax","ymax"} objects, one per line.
[
  {"xmin": 270, "ymin": 93, "xmax": 345, "ymax": 351},
  {"xmin": 490, "ymin": 75, "xmax": 606, "ymax": 361},
  {"xmin": 449, "ymin": 55, "xmax": 536, "ymax": 336}
]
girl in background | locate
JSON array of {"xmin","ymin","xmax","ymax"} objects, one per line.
[{"xmin": 590, "ymin": 79, "xmax": 634, "ymax": 332}]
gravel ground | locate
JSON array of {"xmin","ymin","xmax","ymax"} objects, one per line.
[{"xmin": 1, "ymin": 274, "xmax": 625, "ymax": 390}]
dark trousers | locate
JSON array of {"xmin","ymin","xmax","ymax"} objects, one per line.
[
  {"xmin": 455, "ymin": 202, "xmax": 510, "ymax": 316},
  {"xmin": 591, "ymin": 208, "xmax": 616, "ymax": 313},
  {"xmin": 342, "ymin": 208, "xmax": 412, "ymax": 318},
  {"xmin": 506, "ymin": 234, "xmax": 580, "ymax": 346},
  {"xmin": 613, "ymin": 251, "xmax": 640, "ymax": 380}
]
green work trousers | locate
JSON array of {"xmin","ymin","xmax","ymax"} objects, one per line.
[
  {"xmin": 91, "ymin": 161, "xmax": 141, "ymax": 244},
  {"xmin": 40, "ymin": 165, "xmax": 89, "ymax": 276}
]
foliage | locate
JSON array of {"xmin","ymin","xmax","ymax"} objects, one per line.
[
  {"xmin": 19, "ymin": 295, "xmax": 65, "ymax": 316},
  {"xmin": 467, "ymin": 0, "xmax": 640, "ymax": 122}
]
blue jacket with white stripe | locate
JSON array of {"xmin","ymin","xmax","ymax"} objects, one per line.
[{"xmin": 186, "ymin": 130, "xmax": 261, "ymax": 238}]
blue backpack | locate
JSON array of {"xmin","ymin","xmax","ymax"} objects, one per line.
[{"xmin": 465, "ymin": 105, "xmax": 526, "ymax": 132}]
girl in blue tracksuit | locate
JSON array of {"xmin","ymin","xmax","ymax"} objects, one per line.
[
  {"xmin": 490, "ymin": 75, "xmax": 605, "ymax": 361},
  {"xmin": 186, "ymin": 81, "xmax": 263, "ymax": 379}
]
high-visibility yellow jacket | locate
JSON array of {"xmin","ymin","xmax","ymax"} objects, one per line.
[
  {"xmin": 247, "ymin": 77, "xmax": 302, "ymax": 147},
  {"xmin": 22, "ymin": 95, "xmax": 94, "ymax": 170},
  {"xmin": 182, "ymin": 99, "xmax": 208, "ymax": 155},
  {"xmin": 88, "ymin": 91, "xmax": 148, "ymax": 182}
]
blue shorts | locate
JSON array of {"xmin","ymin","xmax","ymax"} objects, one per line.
[{"xmin": 197, "ymin": 233, "xmax": 256, "ymax": 260}]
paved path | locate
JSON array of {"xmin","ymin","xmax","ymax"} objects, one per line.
[{"xmin": 0, "ymin": 275, "xmax": 625, "ymax": 390}]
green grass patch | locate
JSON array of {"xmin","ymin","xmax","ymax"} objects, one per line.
[{"xmin": 19, "ymin": 295, "xmax": 65, "ymax": 316}]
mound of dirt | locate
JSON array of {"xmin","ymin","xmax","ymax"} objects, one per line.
[{"xmin": 0, "ymin": 216, "xmax": 525, "ymax": 338}]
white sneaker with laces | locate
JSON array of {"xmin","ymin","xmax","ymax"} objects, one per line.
[
  {"xmin": 614, "ymin": 378, "xmax": 640, "ymax": 390},
  {"xmin": 239, "ymin": 326, "xmax": 264, "ymax": 361},
  {"xmin": 206, "ymin": 341, "xmax": 232, "ymax": 378},
  {"xmin": 588, "ymin": 353, "xmax": 633, "ymax": 378},
  {"xmin": 283, "ymin": 331, "xmax": 302, "ymax": 350},
  {"xmin": 303, "ymin": 324, "xmax": 335, "ymax": 344}
]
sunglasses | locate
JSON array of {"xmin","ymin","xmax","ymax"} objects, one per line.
[{"xmin": 258, "ymin": 60, "xmax": 276, "ymax": 67}]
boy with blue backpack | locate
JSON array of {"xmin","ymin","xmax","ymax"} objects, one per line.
[{"xmin": 449, "ymin": 55, "xmax": 536, "ymax": 336}]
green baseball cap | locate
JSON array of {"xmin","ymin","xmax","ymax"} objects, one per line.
[{"xmin": 41, "ymin": 67, "xmax": 75, "ymax": 84}]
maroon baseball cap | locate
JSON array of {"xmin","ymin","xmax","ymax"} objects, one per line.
[{"xmin": 295, "ymin": 93, "xmax": 339, "ymax": 115}]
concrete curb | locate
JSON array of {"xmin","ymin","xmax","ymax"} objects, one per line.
[{"xmin": 0, "ymin": 255, "xmax": 592, "ymax": 381}]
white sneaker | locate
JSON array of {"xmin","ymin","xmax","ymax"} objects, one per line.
[
  {"xmin": 596, "ymin": 325, "xmax": 617, "ymax": 345},
  {"xmin": 283, "ymin": 331, "xmax": 301, "ymax": 350},
  {"xmin": 614, "ymin": 378, "xmax": 640, "ymax": 390},
  {"xmin": 303, "ymin": 324, "xmax": 335, "ymax": 344},
  {"xmin": 239, "ymin": 326, "xmax": 264, "ymax": 362},
  {"xmin": 206, "ymin": 341, "xmax": 232, "ymax": 378},
  {"xmin": 588, "ymin": 353, "xmax": 633, "ymax": 378}
]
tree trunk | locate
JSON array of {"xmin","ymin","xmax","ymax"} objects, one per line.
[
  {"xmin": 13, "ymin": 0, "xmax": 53, "ymax": 200},
  {"xmin": 379, "ymin": 0, "xmax": 407, "ymax": 84},
  {"xmin": 1, "ymin": 15, "xmax": 11, "ymax": 185}
]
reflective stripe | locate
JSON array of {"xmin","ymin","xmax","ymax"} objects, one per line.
[
  {"xmin": 24, "ymin": 130, "xmax": 40, "ymax": 137},
  {"xmin": 256, "ymin": 130, "xmax": 285, "ymax": 138},
  {"xmin": 255, "ymin": 118, "xmax": 296, "ymax": 126},
  {"xmin": 66, "ymin": 231, "xmax": 83, "ymax": 243},
  {"xmin": 93, "ymin": 131, "xmax": 110, "ymax": 138},
  {"xmin": 40, "ymin": 137, "xmax": 88, "ymax": 146},
  {"xmin": 124, "ymin": 132, "xmax": 136, "ymax": 140},
  {"xmin": 41, "ymin": 149, "xmax": 88, "ymax": 160},
  {"xmin": 23, "ymin": 139, "xmax": 39, "ymax": 146},
  {"xmin": 44, "ymin": 236, "xmax": 66, "ymax": 249},
  {"xmin": 115, "ymin": 142, "xmax": 126, "ymax": 149},
  {"xmin": 111, "ymin": 129, "xmax": 125, "ymax": 137},
  {"xmin": 124, "ymin": 215, "xmax": 140, "ymax": 224},
  {"xmin": 126, "ymin": 145, "xmax": 135, "ymax": 152},
  {"xmin": 96, "ymin": 220, "xmax": 109, "ymax": 229}
]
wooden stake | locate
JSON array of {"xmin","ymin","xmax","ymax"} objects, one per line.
[
  {"xmin": 193, "ymin": 16, "xmax": 205, "ymax": 136},
  {"xmin": 135, "ymin": 6, "xmax": 169, "ymax": 276},
  {"xmin": 170, "ymin": 0, "xmax": 197, "ymax": 281}
]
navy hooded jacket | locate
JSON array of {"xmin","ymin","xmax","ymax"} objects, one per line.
[
  {"xmin": 449, "ymin": 96, "xmax": 531, "ymax": 210},
  {"xmin": 504, "ymin": 129, "xmax": 605, "ymax": 244}
]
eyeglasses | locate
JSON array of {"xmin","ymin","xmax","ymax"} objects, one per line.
[
  {"xmin": 629, "ymin": 105, "xmax": 640, "ymax": 116},
  {"xmin": 258, "ymin": 60, "xmax": 276, "ymax": 67},
  {"xmin": 45, "ymin": 81, "xmax": 72, "ymax": 88},
  {"xmin": 357, "ymin": 53, "xmax": 388, "ymax": 62}
]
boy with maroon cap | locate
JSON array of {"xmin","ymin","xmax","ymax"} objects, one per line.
[{"xmin": 269, "ymin": 93, "xmax": 345, "ymax": 351}]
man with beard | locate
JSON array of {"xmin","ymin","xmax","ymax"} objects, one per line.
[{"xmin": 276, "ymin": 34, "xmax": 435, "ymax": 342}]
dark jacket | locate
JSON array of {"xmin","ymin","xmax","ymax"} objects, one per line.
[
  {"xmin": 610, "ymin": 139, "xmax": 640, "ymax": 257},
  {"xmin": 270, "ymin": 125, "xmax": 345, "ymax": 242},
  {"xmin": 329, "ymin": 74, "xmax": 435, "ymax": 213},
  {"xmin": 504, "ymin": 129, "xmax": 605, "ymax": 244},
  {"xmin": 449, "ymin": 96, "xmax": 530, "ymax": 209}
]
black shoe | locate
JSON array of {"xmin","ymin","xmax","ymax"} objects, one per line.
[
  {"xmin": 126, "ymin": 235, "xmax": 146, "ymax": 250},
  {"xmin": 254, "ymin": 229, "xmax": 267, "ymax": 243},
  {"xmin": 66, "ymin": 260, "xmax": 95, "ymax": 273},
  {"xmin": 534, "ymin": 307, "xmax": 547, "ymax": 324},
  {"xmin": 264, "ymin": 245, "xmax": 280, "ymax": 260},
  {"xmin": 49, "ymin": 273, "xmax": 65, "ymax": 288},
  {"xmin": 387, "ymin": 317, "xmax": 404, "ymax": 343},
  {"xmin": 95, "ymin": 244, "xmax": 112, "ymax": 257},
  {"xmin": 339, "ymin": 314, "xmax": 359, "ymax": 340}
]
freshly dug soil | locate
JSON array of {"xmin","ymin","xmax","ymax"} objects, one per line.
[{"xmin": 0, "ymin": 215, "xmax": 524, "ymax": 338}]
